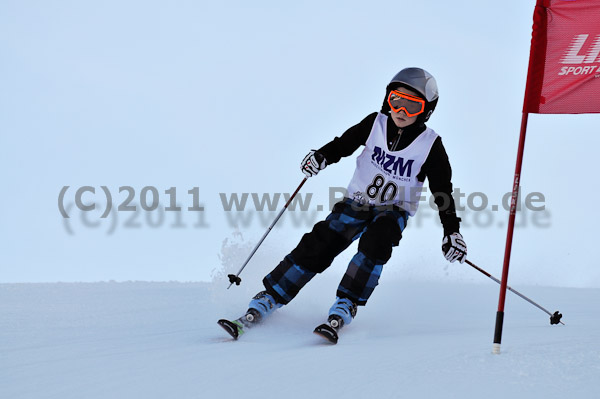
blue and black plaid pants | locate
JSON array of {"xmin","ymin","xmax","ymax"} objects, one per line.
[{"xmin": 263, "ymin": 198, "xmax": 409, "ymax": 306}]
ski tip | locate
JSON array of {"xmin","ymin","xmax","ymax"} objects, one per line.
[
  {"xmin": 218, "ymin": 319, "xmax": 243, "ymax": 340},
  {"xmin": 313, "ymin": 323, "xmax": 338, "ymax": 344}
]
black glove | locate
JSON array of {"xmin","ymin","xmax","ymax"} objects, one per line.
[
  {"xmin": 301, "ymin": 150, "xmax": 327, "ymax": 177},
  {"xmin": 442, "ymin": 232, "xmax": 467, "ymax": 263}
]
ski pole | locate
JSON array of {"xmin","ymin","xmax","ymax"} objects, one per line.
[
  {"xmin": 227, "ymin": 177, "xmax": 308, "ymax": 289},
  {"xmin": 465, "ymin": 259, "xmax": 564, "ymax": 325}
]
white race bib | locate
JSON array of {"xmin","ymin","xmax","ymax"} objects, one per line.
[{"xmin": 346, "ymin": 113, "xmax": 439, "ymax": 216}]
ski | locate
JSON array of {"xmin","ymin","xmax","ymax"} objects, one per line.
[
  {"xmin": 217, "ymin": 309, "xmax": 261, "ymax": 340},
  {"xmin": 219, "ymin": 310, "xmax": 347, "ymax": 344},
  {"xmin": 313, "ymin": 315, "xmax": 344, "ymax": 344},
  {"xmin": 313, "ymin": 323, "xmax": 339, "ymax": 344},
  {"xmin": 217, "ymin": 319, "xmax": 245, "ymax": 340}
]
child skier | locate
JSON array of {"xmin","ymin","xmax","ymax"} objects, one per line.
[{"xmin": 219, "ymin": 67, "xmax": 467, "ymax": 343}]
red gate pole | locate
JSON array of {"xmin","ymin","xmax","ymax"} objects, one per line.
[{"xmin": 493, "ymin": 112, "xmax": 529, "ymax": 355}]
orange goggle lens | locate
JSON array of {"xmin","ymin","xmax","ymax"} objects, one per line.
[{"xmin": 387, "ymin": 90, "xmax": 426, "ymax": 117}]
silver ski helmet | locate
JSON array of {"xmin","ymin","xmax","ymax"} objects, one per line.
[{"xmin": 383, "ymin": 67, "xmax": 439, "ymax": 123}]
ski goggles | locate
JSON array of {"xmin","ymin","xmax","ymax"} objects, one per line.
[{"xmin": 387, "ymin": 90, "xmax": 426, "ymax": 117}]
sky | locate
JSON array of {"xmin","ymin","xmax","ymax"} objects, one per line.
[{"xmin": 1, "ymin": 0, "xmax": 598, "ymax": 286}]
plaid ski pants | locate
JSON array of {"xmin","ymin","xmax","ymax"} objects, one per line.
[{"xmin": 263, "ymin": 198, "xmax": 408, "ymax": 306}]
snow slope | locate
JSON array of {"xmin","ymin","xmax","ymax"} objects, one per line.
[{"xmin": 1, "ymin": 277, "xmax": 598, "ymax": 399}]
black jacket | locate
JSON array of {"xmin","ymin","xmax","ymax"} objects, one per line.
[{"xmin": 318, "ymin": 112, "xmax": 461, "ymax": 236}]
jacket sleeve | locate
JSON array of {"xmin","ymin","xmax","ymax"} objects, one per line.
[
  {"xmin": 317, "ymin": 112, "xmax": 378, "ymax": 164},
  {"xmin": 419, "ymin": 137, "xmax": 462, "ymax": 236}
]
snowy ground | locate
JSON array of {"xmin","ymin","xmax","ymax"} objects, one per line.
[{"xmin": 1, "ymin": 278, "xmax": 598, "ymax": 399}]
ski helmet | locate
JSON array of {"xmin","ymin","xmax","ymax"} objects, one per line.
[{"xmin": 382, "ymin": 67, "xmax": 439, "ymax": 123}]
